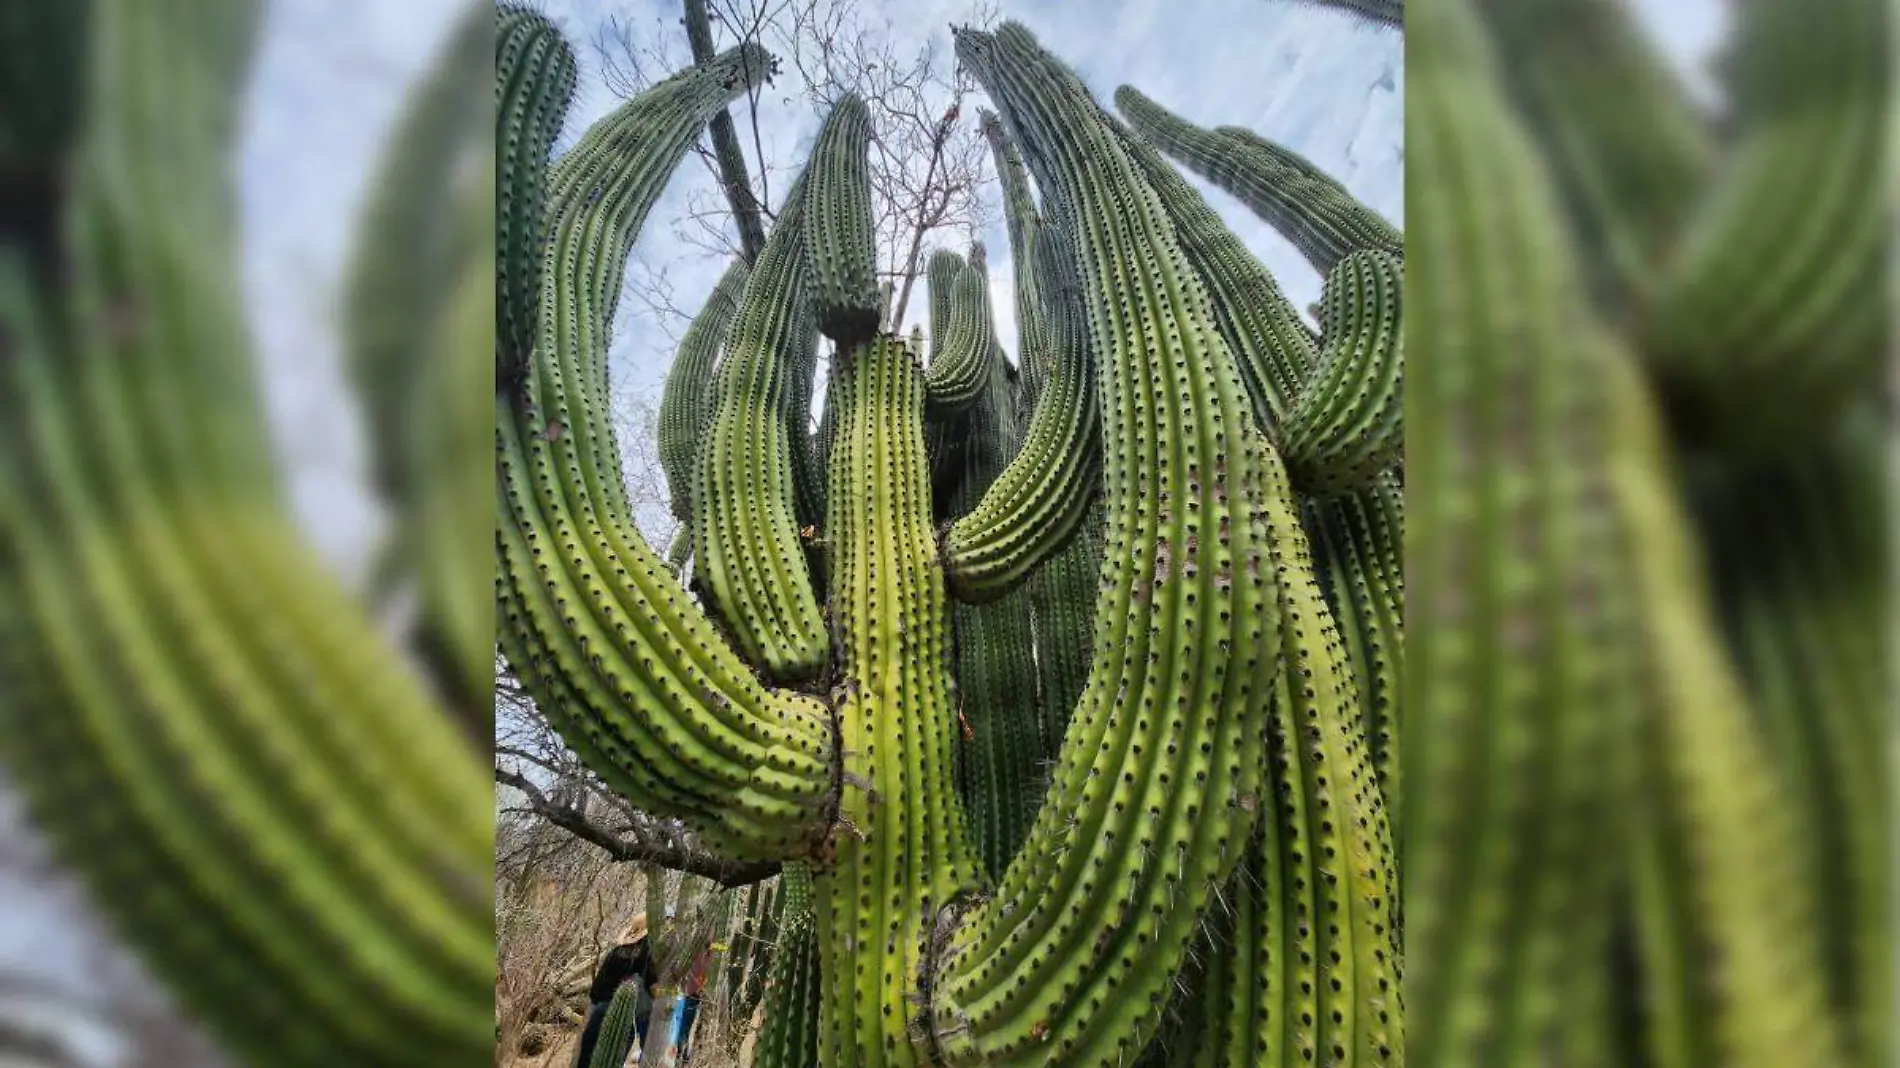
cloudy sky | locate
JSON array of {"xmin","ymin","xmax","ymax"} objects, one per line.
[{"xmin": 0, "ymin": 0, "xmax": 1725, "ymax": 1042}]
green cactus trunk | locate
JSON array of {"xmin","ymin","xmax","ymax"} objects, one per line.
[{"xmin": 816, "ymin": 335, "xmax": 983, "ymax": 1067}]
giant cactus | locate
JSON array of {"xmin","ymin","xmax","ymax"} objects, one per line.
[
  {"xmin": 1405, "ymin": 3, "xmax": 1882, "ymax": 1068},
  {"xmin": 498, "ymin": 5, "xmax": 1411, "ymax": 1063}
]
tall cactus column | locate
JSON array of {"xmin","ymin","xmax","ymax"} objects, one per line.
[{"xmin": 817, "ymin": 336, "xmax": 983, "ymax": 1068}]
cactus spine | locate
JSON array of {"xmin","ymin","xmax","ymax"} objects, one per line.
[
  {"xmin": 659, "ymin": 258, "xmax": 751, "ymax": 522},
  {"xmin": 589, "ymin": 980, "xmax": 646, "ymax": 1068}
]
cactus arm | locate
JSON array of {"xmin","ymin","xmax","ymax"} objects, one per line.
[
  {"xmin": 940, "ymin": 222, "xmax": 1102, "ymax": 602},
  {"xmin": 588, "ymin": 980, "xmax": 646, "ymax": 1068},
  {"xmin": 947, "ymin": 358, "xmax": 1046, "ymax": 879},
  {"xmin": 496, "ymin": 3, "xmax": 577, "ymax": 388},
  {"xmin": 980, "ymin": 110, "xmax": 1051, "ymax": 402},
  {"xmin": 804, "ymin": 93, "xmax": 882, "ymax": 345},
  {"xmin": 1280, "ymin": 249, "xmax": 1404, "ymax": 496},
  {"xmin": 1023, "ymin": 502, "xmax": 1104, "ymax": 758},
  {"xmin": 1640, "ymin": 0, "xmax": 1885, "ymax": 451},
  {"xmin": 658, "ymin": 257, "xmax": 750, "ymax": 521},
  {"xmin": 1115, "ymin": 86, "xmax": 1401, "ymax": 277},
  {"xmin": 1107, "ymin": 106, "xmax": 1320, "ymax": 431},
  {"xmin": 1695, "ymin": 440, "xmax": 1890, "ymax": 1065},
  {"xmin": 755, "ymin": 868, "xmax": 823, "ymax": 1068},
  {"xmin": 929, "ymin": 25, "xmax": 1314, "ymax": 1066},
  {"xmin": 0, "ymin": 4, "xmax": 494, "ymax": 1060},
  {"xmin": 1307, "ymin": 474, "xmax": 1405, "ymax": 836},
  {"xmin": 923, "ymin": 243, "xmax": 999, "ymax": 414},
  {"xmin": 691, "ymin": 163, "xmax": 830, "ymax": 681},
  {"xmin": 1404, "ymin": 5, "xmax": 1844, "ymax": 1066},
  {"xmin": 815, "ymin": 336, "xmax": 984, "ymax": 1068},
  {"xmin": 1467, "ymin": 0, "xmax": 1713, "ymax": 309},
  {"xmin": 682, "ymin": 0, "xmax": 770, "ymax": 263},
  {"xmin": 498, "ymin": 44, "xmax": 838, "ymax": 860}
]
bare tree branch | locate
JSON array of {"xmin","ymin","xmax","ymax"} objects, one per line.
[{"xmin": 685, "ymin": 0, "xmax": 771, "ymax": 262}]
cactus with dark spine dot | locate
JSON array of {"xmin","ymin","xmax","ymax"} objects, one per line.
[
  {"xmin": 1116, "ymin": 85, "xmax": 1402, "ymax": 277},
  {"xmin": 589, "ymin": 980, "xmax": 646, "ymax": 1068},
  {"xmin": 1280, "ymin": 248, "xmax": 1403, "ymax": 497},
  {"xmin": 495, "ymin": 15, "xmax": 1406, "ymax": 1068},
  {"xmin": 496, "ymin": 3, "xmax": 577, "ymax": 387},
  {"xmin": 0, "ymin": 3, "xmax": 493, "ymax": 1062},
  {"xmin": 803, "ymin": 93, "xmax": 882, "ymax": 345},
  {"xmin": 659, "ymin": 258, "xmax": 750, "ymax": 522}
]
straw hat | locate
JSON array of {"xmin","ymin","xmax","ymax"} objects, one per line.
[{"xmin": 625, "ymin": 913, "xmax": 649, "ymax": 942}]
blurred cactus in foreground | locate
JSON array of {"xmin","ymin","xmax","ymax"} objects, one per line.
[
  {"xmin": 0, "ymin": 1, "xmax": 495, "ymax": 1063},
  {"xmin": 1405, "ymin": 2, "xmax": 1888, "ymax": 1068},
  {"xmin": 497, "ymin": 8, "xmax": 1406, "ymax": 1067}
]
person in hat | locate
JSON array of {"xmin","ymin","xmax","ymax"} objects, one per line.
[{"xmin": 572, "ymin": 914, "xmax": 654, "ymax": 1068}]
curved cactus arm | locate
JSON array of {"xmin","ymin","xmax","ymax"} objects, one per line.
[
  {"xmin": 1023, "ymin": 502, "xmax": 1104, "ymax": 759},
  {"xmin": 1306, "ymin": 473, "xmax": 1405, "ymax": 836},
  {"xmin": 803, "ymin": 93, "xmax": 882, "ymax": 345},
  {"xmin": 980, "ymin": 110, "xmax": 1052, "ymax": 402},
  {"xmin": 498, "ymin": 43, "xmax": 838, "ymax": 861},
  {"xmin": 924, "ymin": 243, "xmax": 1000, "ymax": 415},
  {"xmin": 0, "ymin": 4, "xmax": 495, "ymax": 1062},
  {"xmin": 1106, "ymin": 106, "xmax": 1319, "ymax": 432},
  {"xmin": 948, "ymin": 358, "xmax": 1046, "ymax": 879},
  {"xmin": 1467, "ymin": 0, "xmax": 1713, "ymax": 309},
  {"xmin": 659, "ymin": 257, "xmax": 750, "ymax": 522},
  {"xmin": 1276, "ymin": 0, "xmax": 1403, "ymax": 30},
  {"xmin": 691, "ymin": 164, "xmax": 830, "ymax": 681},
  {"xmin": 926, "ymin": 25, "xmax": 1311, "ymax": 1067},
  {"xmin": 1405, "ymin": 4, "xmax": 1844, "ymax": 1066},
  {"xmin": 339, "ymin": 2, "xmax": 493, "ymax": 719},
  {"xmin": 1116, "ymin": 86, "xmax": 1401, "ymax": 277},
  {"xmin": 1281, "ymin": 249, "xmax": 1404, "ymax": 497},
  {"xmin": 940, "ymin": 222, "xmax": 1102, "ymax": 603},
  {"xmin": 496, "ymin": 3, "xmax": 578, "ymax": 388},
  {"xmin": 1640, "ymin": 0, "xmax": 1885, "ymax": 452},
  {"xmin": 1695, "ymin": 437, "xmax": 1890, "ymax": 1067},
  {"xmin": 815, "ymin": 336, "xmax": 985, "ymax": 1067}
]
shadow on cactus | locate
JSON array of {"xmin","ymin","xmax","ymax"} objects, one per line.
[{"xmin": 496, "ymin": 10, "xmax": 1406, "ymax": 1067}]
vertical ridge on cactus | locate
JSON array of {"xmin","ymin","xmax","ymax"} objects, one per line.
[
  {"xmin": 659, "ymin": 256, "xmax": 751, "ymax": 522},
  {"xmin": 497, "ymin": 40, "xmax": 839, "ymax": 860},
  {"xmin": 755, "ymin": 867, "xmax": 823, "ymax": 1068},
  {"xmin": 0, "ymin": 3, "xmax": 493, "ymax": 1062},
  {"xmin": 496, "ymin": 3, "xmax": 578, "ymax": 387},
  {"xmin": 1116, "ymin": 86, "xmax": 1402, "ymax": 277},
  {"xmin": 980, "ymin": 109, "xmax": 1051, "ymax": 403}
]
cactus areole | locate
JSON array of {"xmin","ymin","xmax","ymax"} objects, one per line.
[{"xmin": 497, "ymin": 17, "xmax": 1402, "ymax": 1068}]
